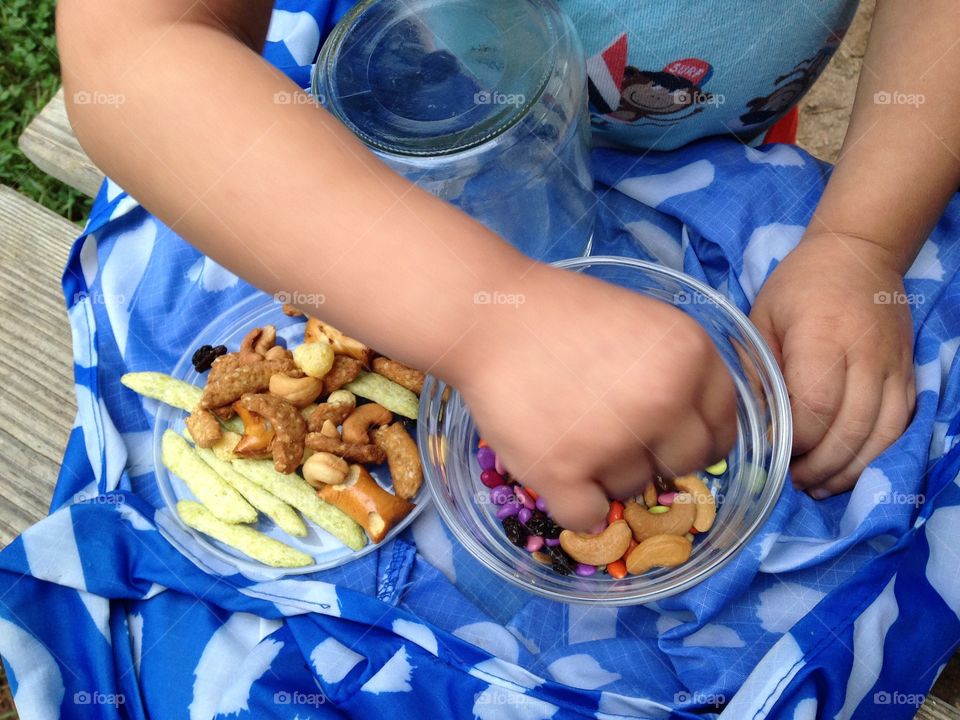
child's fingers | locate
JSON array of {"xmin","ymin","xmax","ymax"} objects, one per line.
[
  {"xmin": 537, "ymin": 477, "xmax": 609, "ymax": 532},
  {"xmin": 650, "ymin": 415, "xmax": 717, "ymax": 480},
  {"xmin": 790, "ymin": 363, "xmax": 884, "ymax": 487},
  {"xmin": 808, "ymin": 375, "xmax": 912, "ymax": 497},
  {"xmin": 597, "ymin": 450, "xmax": 655, "ymax": 501},
  {"xmin": 782, "ymin": 336, "xmax": 847, "ymax": 456}
]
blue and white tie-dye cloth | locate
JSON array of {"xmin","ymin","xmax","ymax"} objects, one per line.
[{"xmin": 3, "ymin": 4, "xmax": 960, "ymax": 719}]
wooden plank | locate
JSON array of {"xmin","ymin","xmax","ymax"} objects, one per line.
[
  {"xmin": 0, "ymin": 186, "xmax": 79, "ymax": 546},
  {"xmin": 17, "ymin": 88, "xmax": 104, "ymax": 198},
  {"xmin": 919, "ymin": 697, "xmax": 960, "ymax": 720}
]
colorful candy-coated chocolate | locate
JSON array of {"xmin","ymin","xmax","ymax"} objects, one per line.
[
  {"xmin": 545, "ymin": 538, "xmax": 561, "ymax": 547},
  {"xmin": 574, "ymin": 563, "xmax": 597, "ymax": 577},
  {"xmin": 525, "ymin": 535, "xmax": 544, "ymax": 552},
  {"xmin": 658, "ymin": 492, "xmax": 677, "ymax": 506},
  {"xmin": 705, "ymin": 459, "xmax": 727, "ymax": 476},
  {"xmin": 607, "ymin": 500, "xmax": 624, "ymax": 523},
  {"xmin": 515, "ymin": 488, "xmax": 535, "ymax": 510},
  {"xmin": 518, "ymin": 507, "xmax": 533, "ymax": 524},
  {"xmin": 477, "ymin": 447, "xmax": 496, "ymax": 471},
  {"xmin": 496, "ymin": 501, "xmax": 520, "ymax": 519},
  {"xmin": 648, "ymin": 505, "xmax": 669, "ymax": 514},
  {"xmin": 489, "ymin": 485, "xmax": 513, "ymax": 505},
  {"xmin": 477, "ymin": 438, "xmax": 489, "ymax": 448},
  {"xmin": 494, "ymin": 454, "xmax": 506, "ymax": 476},
  {"xmin": 480, "ymin": 469, "xmax": 504, "ymax": 488},
  {"xmin": 535, "ymin": 496, "xmax": 548, "ymax": 512},
  {"xmin": 606, "ymin": 559, "xmax": 627, "ymax": 580}
]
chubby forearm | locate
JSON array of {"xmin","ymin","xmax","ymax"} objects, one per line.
[
  {"xmin": 56, "ymin": 0, "xmax": 531, "ymax": 382},
  {"xmin": 806, "ymin": 0, "xmax": 960, "ymax": 274}
]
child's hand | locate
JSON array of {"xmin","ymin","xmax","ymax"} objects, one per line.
[
  {"xmin": 452, "ymin": 267, "xmax": 737, "ymax": 531},
  {"xmin": 749, "ymin": 234, "xmax": 916, "ymax": 497}
]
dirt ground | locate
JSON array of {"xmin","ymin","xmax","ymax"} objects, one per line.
[{"xmin": 796, "ymin": 0, "xmax": 874, "ymax": 161}]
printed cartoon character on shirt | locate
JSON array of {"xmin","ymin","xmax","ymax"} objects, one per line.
[
  {"xmin": 587, "ymin": 34, "xmax": 714, "ymax": 127},
  {"xmin": 738, "ymin": 30, "xmax": 846, "ymax": 128}
]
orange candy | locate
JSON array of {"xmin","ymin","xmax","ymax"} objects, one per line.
[
  {"xmin": 478, "ymin": 438, "xmax": 489, "ymax": 448},
  {"xmin": 524, "ymin": 487, "xmax": 539, "ymax": 501},
  {"xmin": 607, "ymin": 500, "xmax": 624, "ymax": 524},
  {"xmin": 606, "ymin": 559, "xmax": 628, "ymax": 580}
]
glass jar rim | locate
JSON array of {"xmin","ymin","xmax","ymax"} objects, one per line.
[{"xmin": 312, "ymin": 0, "xmax": 561, "ymax": 157}]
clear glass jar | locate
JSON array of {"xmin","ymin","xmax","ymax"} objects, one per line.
[{"xmin": 312, "ymin": 0, "xmax": 595, "ymax": 262}]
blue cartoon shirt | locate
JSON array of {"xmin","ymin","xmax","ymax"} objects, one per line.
[{"xmin": 561, "ymin": 0, "xmax": 860, "ymax": 150}]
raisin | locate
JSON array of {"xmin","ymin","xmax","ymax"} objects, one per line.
[
  {"xmin": 502, "ymin": 517, "xmax": 527, "ymax": 547},
  {"xmin": 547, "ymin": 545, "xmax": 575, "ymax": 575},
  {"xmin": 525, "ymin": 511, "xmax": 562, "ymax": 539},
  {"xmin": 191, "ymin": 344, "xmax": 228, "ymax": 373}
]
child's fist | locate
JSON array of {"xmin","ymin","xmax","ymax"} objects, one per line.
[
  {"xmin": 749, "ymin": 234, "xmax": 916, "ymax": 497},
  {"xmin": 455, "ymin": 266, "xmax": 737, "ymax": 531}
]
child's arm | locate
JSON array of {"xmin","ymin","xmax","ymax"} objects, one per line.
[
  {"xmin": 57, "ymin": 0, "xmax": 736, "ymax": 529},
  {"xmin": 751, "ymin": 0, "xmax": 960, "ymax": 496}
]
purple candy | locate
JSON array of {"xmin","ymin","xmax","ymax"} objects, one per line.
[
  {"xmin": 480, "ymin": 470, "xmax": 504, "ymax": 488},
  {"xmin": 489, "ymin": 485, "xmax": 513, "ymax": 506},
  {"xmin": 477, "ymin": 447, "xmax": 496, "ymax": 471},
  {"xmin": 574, "ymin": 563, "xmax": 597, "ymax": 577},
  {"xmin": 535, "ymin": 496, "xmax": 548, "ymax": 512},
  {"xmin": 518, "ymin": 507, "xmax": 533, "ymax": 524},
  {"xmin": 545, "ymin": 538, "xmax": 561, "ymax": 547},
  {"xmin": 496, "ymin": 501, "xmax": 520, "ymax": 519},
  {"xmin": 494, "ymin": 454, "xmax": 507, "ymax": 475},
  {"xmin": 515, "ymin": 488, "xmax": 535, "ymax": 510}
]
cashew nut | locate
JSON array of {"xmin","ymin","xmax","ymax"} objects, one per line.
[
  {"xmin": 625, "ymin": 534, "xmax": 692, "ymax": 575},
  {"xmin": 240, "ymin": 325, "xmax": 277, "ymax": 356},
  {"xmin": 674, "ymin": 474, "xmax": 716, "ymax": 532},
  {"xmin": 264, "ymin": 345, "xmax": 292, "ymax": 362},
  {"xmin": 342, "ymin": 403, "xmax": 393, "ymax": 445},
  {"xmin": 304, "ymin": 318, "xmax": 372, "ymax": 365},
  {"xmin": 237, "ymin": 393, "xmax": 307, "ymax": 474},
  {"xmin": 372, "ymin": 423, "xmax": 422, "ymax": 499},
  {"xmin": 302, "ymin": 452, "xmax": 349, "ymax": 487},
  {"xmin": 269, "ymin": 374, "xmax": 324, "ymax": 408},
  {"xmin": 305, "ymin": 432, "xmax": 386, "ymax": 464},
  {"xmin": 624, "ymin": 496, "xmax": 697, "ymax": 542},
  {"xmin": 282, "ymin": 303, "xmax": 303, "ymax": 317},
  {"xmin": 558, "ymin": 520, "xmax": 633, "ymax": 566},
  {"xmin": 371, "ymin": 357, "xmax": 425, "ymax": 395}
]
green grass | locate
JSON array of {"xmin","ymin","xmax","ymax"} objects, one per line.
[{"xmin": 1, "ymin": 0, "xmax": 91, "ymax": 223}]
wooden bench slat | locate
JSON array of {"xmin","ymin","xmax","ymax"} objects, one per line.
[
  {"xmin": 0, "ymin": 186, "xmax": 79, "ymax": 546},
  {"xmin": 17, "ymin": 88, "xmax": 105, "ymax": 199}
]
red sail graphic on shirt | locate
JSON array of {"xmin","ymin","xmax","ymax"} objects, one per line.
[{"xmin": 587, "ymin": 33, "xmax": 628, "ymax": 113}]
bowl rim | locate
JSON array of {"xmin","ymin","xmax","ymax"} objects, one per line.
[{"xmin": 419, "ymin": 255, "xmax": 792, "ymax": 605}]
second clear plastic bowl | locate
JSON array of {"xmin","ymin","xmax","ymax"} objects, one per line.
[{"xmin": 418, "ymin": 256, "xmax": 792, "ymax": 605}]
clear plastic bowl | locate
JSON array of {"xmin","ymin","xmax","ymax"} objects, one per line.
[{"xmin": 418, "ymin": 256, "xmax": 792, "ymax": 605}]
